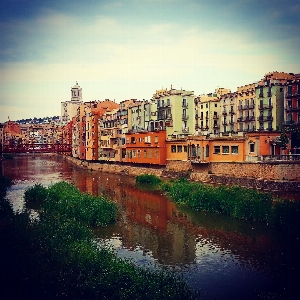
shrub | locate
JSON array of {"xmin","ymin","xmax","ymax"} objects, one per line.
[
  {"xmin": 24, "ymin": 183, "xmax": 48, "ymax": 204},
  {"xmin": 136, "ymin": 174, "xmax": 162, "ymax": 186}
]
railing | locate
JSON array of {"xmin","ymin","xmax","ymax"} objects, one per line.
[
  {"xmin": 258, "ymin": 154, "xmax": 300, "ymax": 161},
  {"xmin": 2, "ymin": 143, "xmax": 71, "ymax": 153}
]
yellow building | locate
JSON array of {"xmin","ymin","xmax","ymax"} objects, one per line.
[{"xmin": 236, "ymin": 83, "xmax": 256, "ymax": 133}]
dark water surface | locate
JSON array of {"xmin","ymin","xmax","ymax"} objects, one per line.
[{"xmin": 2, "ymin": 154, "xmax": 299, "ymax": 299}]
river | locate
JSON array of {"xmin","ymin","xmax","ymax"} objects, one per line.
[{"xmin": 1, "ymin": 154, "xmax": 299, "ymax": 299}]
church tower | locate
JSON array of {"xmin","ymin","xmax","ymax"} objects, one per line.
[
  {"xmin": 71, "ymin": 81, "xmax": 82, "ymax": 101},
  {"xmin": 61, "ymin": 81, "xmax": 83, "ymax": 124}
]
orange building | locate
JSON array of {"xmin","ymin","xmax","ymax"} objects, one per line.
[
  {"xmin": 61, "ymin": 121, "xmax": 73, "ymax": 146},
  {"xmin": 245, "ymin": 131, "xmax": 290, "ymax": 161},
  {"xmin": 125, "ymin": 130, "xmax": 167, "ymax": 165},
  {"xmin": 3, "ymin": 121, "xmax": 22, "ymax": 147},
  {"xmin": 85, "ymin": 100, "xmax": 120, "ymax": 161},
  {"xmin": 186, "ymin": 135, "xmax": 246, "ymax": 163},
  {"xmin": 166, "ymin": 138, "xmax": 189, "ymax": 161}
]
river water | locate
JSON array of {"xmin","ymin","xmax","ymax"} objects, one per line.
[{"xmin": 1, "ymin": 154, "xmax": 299, "ymax": 299}]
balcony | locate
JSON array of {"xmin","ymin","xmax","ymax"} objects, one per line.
[
  {"xmin": 213, "ymin": 115, "xmax": 219, "ymax": 119},
  {"xmin": 182, "ymin": 103, "xmax": 188, "ymax": 108},
  {"xmin": 182, "ymin": 114, "xmax": 189, "ymax": 121},
  {"xmin": 200, "ymin": 127, "xmax": 209, "ymax": 131},
  {"xmin": 285, "ymin": 120, "xmax": 294, "ymax": 125},
  {"xmin": 229, "ymin": 110, "xmax": 235, "ymax": 115},
  {"xmin": 237, "ymin": 117, "xmax": 243, "ymax": 122},
  {"xmin": 222, "ymin": 111, "xmax": 227, "ymax": 115},
  {"xmin": 286, "ymin": 106, "xmax": 300, "ymax": 111},
  {"xmin": 258, "ymin": 116, "xmax": 264, "ymax": 122},
  {"xmin": 258, "ymin": 104, "xmax": 273, "ymax": 110},
  {"xmin": 257, "ymin": 116, "xmax": 273, "ymax": 122}
]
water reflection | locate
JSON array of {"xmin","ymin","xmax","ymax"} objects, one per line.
[{"xmin": 2, "ymin": 154, "xmax": 299, "ymax": 299}]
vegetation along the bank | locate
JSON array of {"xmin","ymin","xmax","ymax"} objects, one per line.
[
  {"xmin": 136, "ymin": 175, "xmax": 300, "ymax": 234},
  {"xmin": 0, "ymin": 180, "xmax": 198, "ymax": 300}
]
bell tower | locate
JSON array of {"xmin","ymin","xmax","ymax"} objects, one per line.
[{"xmin": 71, "ymin": 81, "xmax": 82, "ymax": 101}]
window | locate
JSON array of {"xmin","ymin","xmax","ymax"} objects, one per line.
[
  {"xmin": 214, "ymin": 146, "xmax": 220, "ymax": 154},
  {"xmin": 144, "ymin": 149, "xmax": 147, "ymax": 158},
  {"xmin": 249, "ymin": 143, "xmax": 255, "ymax": 153},
  {"xmin": 133, "ymin": 150, "xmax": 136, "ymax": 157},
  {"xmin": 149, "ymin": 150, "xmax": 152, "ymax": 158},
  {"xmin": 154, "ymin": 136, "xmax": 158, "ymax": 143},
  {"xmin": 137, "ymin": 150, "xmax": 141, "ymax": 158},
  {"xmin": 184, "ymin": 146, "xmax": 187, "ymax": 152},
  {"xmin": 222, "ymin": 146, "xmax": 229, "ymax": 154},
  {"xmin": 177, "ymin": 145, "xmax": 182, "ymax": 152},
  {"xmin": 206, "ymin": 145, "xmax": 209, "ymax": 157},
  {"xmin": 155, "ymin": 150, "xmax": 158, "ymax": 158},
  {"xmin": 171, "ymin": 145, "xmax": 176, "ymax": 153},
  {"xmin": 231, "ymin": 146, "xmax": 238, "ymax": 154}
]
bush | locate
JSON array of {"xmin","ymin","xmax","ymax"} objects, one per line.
[
  {"xmin": 24, "ymin": 183, "xmax": 48, "ymax": 204},
  {"xmin": 136, "ymin": 174, "xmax": 162, "ymax": 186}
]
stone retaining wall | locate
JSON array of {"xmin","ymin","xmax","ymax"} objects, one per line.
[
  {"xmin": 209, "ymin": 162, "xmax": 300, "ymax": 181},
  {"xmin": 64, "ymin": 156, "xmax": 300, "ymax": 191}
]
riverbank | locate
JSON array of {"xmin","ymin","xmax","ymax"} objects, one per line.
[{"xmin": 63, "ymin": 155, "xmax": 300, "ymax": 194}]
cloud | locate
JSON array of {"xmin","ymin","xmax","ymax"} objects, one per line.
[{"xmin": 1, "ymin": 0, "xmax": 300, "ymax": 122}]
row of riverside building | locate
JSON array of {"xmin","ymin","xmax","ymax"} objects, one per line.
[{"xmin": 1, "ymin": 71, "xmax": 300, "ymax": 165}]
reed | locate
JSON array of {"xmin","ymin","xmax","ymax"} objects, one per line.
[{"xmin": 161, "ymin": 178, "xmax": 300, "ymax": 232}]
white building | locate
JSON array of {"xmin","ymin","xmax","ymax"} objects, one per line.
[{"xmin": 61, "ymin": 81, "xmax": 83, "ymax": 124}]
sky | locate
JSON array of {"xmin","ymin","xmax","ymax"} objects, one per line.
[{"xmin": 0, "ymin": 0, "xmax": 299, "ymax": 122}]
